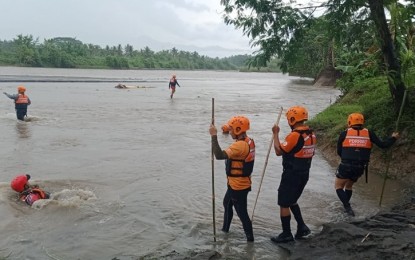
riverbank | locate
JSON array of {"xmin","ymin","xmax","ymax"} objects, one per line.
[{"xmin": 278, "ymin": 135, "xmax": 415, "ymax": 259}]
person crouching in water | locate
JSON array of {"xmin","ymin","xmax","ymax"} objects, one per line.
[
  {"xmin": 271, "ymin": 106, "xmax": 316, "ymax": 243},
  {"xmin": 11, "ymin": 174, "xmax": 50, "ymax": 206},
  {"xmin": 209, "ymin": 116, "xmax": 255, "ymax": 242},
  {"xmin": 168, "ymin": 74, "xmax": 180, "ymax": 99},
  {"xmin": 335, "ymin": 113, "xmax": 399, "ymax": 216},
  {"xmin": 3, "ymin": 85, "xmax": 31, "ymax": 121}
]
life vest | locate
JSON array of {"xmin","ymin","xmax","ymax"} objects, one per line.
[
  {"xmin": 341, "ymin": 128, "xmax": 372, "ymax": 162},
  {"xmin": 20, "ymin": 188, "xmax": 49, "ymax": 206},
  {"xmin": 15, "ymin": 94, "xmax": 29, "ymax": 104},
  {"xmin": 282, "ymin": 128, "xmax": 316, "ymax": 171},
  {"xmin": 226, "ymin": 137, "xmax": 255, "ymax": 177},
  {"xmin": 169, "ymin": 79, "xmax": 177, "ymax": 88}
]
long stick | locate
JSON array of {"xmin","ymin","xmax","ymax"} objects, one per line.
[
  {"xmin": 211, "ymin": 98, "xmax": 217, "ymax": 242},
  {"xmin": 251, "ymin": 106, "xmax": 283, "ymax": 222},
  {"xmin": 379, "ymin": 90, "xmax": 407, "ymax": 206}
]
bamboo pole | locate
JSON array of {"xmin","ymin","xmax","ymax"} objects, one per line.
[
  {"xmin": 211, "ymin": 98, "xmax": 217, "ymax": 241},
  {"xmin": 251, "ymin": 107, "xmax": 284, "ymax": 222},
  {"xmin": 379, "ymin": 90, "xmax": 407, "ymax": 206}
]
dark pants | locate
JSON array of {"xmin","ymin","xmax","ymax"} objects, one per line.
[
  {"xmin": 222, "ymin": 187, "xmax": 253, "ymax": 239},
  {"xmin": 16, "ymin": 108, "xmax": 27, "ymax": 121},
  {"xmin": 278, "ymin": 169, "xmax": 309, "ymax": 207}
]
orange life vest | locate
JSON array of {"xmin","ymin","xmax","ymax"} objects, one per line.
[
  {"xmin": 20, "ymin": 188, "xmax": 48, "ymax": 206},
  {"xmin": 341, "ymin": 128, "xmax": 372, "ymax": 162},
  {"xmin": 226, "ymin": 137, "xmax": 255, "ymax": 190},
  {"xmin": 282, "ymin": 128, "xmax": 316, "ymax": 171},
  {"xmin": 15, "ymin": 94, "xmax": 29, "ymax": 104}
]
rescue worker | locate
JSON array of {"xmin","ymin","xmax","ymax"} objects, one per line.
[
  {"xmin": 3, "ymin": 85, "xmax": 31, "ymax": 121},
  {"xmin": 168, "ymin": 74, "xmax": 181, "ymax": 99},
  {"xmin": 335, "ymin": 113, "xmax": 399, "ymax": 216},
  {"xmin": 209, "ymin": 116, "xmax": 255, "ymax": 242},
  {"xmin": 10, "ymin": 174, "xmax": 50, "ymax": 206},
  {"xmin": 271, "ymin": 106, "xmax": 316, "ymax": 243},
  {"xmin": 221, "ymin": 124, "xmax": 230, "ymax": 134}
]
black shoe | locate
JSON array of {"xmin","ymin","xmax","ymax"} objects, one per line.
[
  {"xmin": 271, "ymin": 232, "xmax": 294, "ymax": 243},
  {"xmin": 345, "ymin": 206, "xmax": 355, "ymax": 216},
  {"xmin": 295, "ymin": 225, "xmax": 311, "ymax": 239}
]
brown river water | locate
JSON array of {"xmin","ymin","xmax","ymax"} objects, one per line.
[{"xmin": 0, "ymin": 67, "xmax": 406, "ymax": 259}]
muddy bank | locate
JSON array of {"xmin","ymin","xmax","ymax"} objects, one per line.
[{"xmin": 281, "ymin": 199, "xmax": 415, "ymax": 259}]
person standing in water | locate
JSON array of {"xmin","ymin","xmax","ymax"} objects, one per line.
[
  {"xmin": 168, "ymin": 74, "xmax": 180, "ymax": 99},
  {"xmin": 209, "ymin": 116, "xmax": 255, "ymax": 242},
  {"xmin": 271, "ymin": 106, "xmax": 316, "ymax": 243},
  {"xmin": 335, "ymin": 113, "xmax": 399, "ymax": 216},
  {"xmin": 4, "ymin": 85, "xmax": 31, "ymax": 121}
]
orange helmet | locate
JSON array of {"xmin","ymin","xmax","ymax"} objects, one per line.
[
  {"xmin": 11, "ymin": 174, "xmax": 30, "ymax": 192},
  {"xmin": 286, "ymin": 106, "xmax": 308, "ymax": 126},
  {"xmin": 17, "ymin": 86, "xmax": 26, "ymax": 93},
  {"xmin": 348, "ymin": 113, "xmax": 364, "ymax": 127},
  {"xmin": 221, "ymin": 124, "xmax": 230, "ymax": 133},
  {"xmin": 228, "ymin": 116, "xmax": 250, "ymax": 135}
]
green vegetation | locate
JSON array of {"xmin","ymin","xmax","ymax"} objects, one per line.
[
  {"xmin": 221, "ymin": 0, "xmax": 415, "ymax": 143},
  {"xmin": 309, "ymin": 75, "xmax": 415, "ymax": 143},
  {"xmin": 0, "ymin": 35, "xmax": 281, "ymax": 72}
]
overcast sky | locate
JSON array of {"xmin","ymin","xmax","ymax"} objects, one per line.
[{"xmin": 0, "ymin": 0, "xmax": 254, "ymax": 58}]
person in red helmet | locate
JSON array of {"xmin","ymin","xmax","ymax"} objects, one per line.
[
  {"xmin": 11, "ymin": 174, "xmax": 50, "ymax": 206},
  {"xmin": 3, "ymin": 85, "xmax": 31, "ymax": 121},
  {"xmin": 335, "ymin": 113, "xmax": 399, "ymax": 216},
  {"xmin": 168, "ymin": 74, "xmax": 181, "ymax": 99},
  {"xmin": 271, "ymin": 106, "xmax": 316, "ymax": 243},
  {"xmin": 209, "ymin": 115, "xmax": 255, "ymax": 242}
]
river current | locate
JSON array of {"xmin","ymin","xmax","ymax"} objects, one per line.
[{"xmin": 0, "ymin": 67, "xmax": 404, "ymax": 259}]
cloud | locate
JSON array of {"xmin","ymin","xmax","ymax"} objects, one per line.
[{"xmin": 0, "ymin": 0, "xmax": 253, "ymax": 57}]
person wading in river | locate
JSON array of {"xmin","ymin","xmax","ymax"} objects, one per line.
[
  {"xmin": 335, "ymin": 113, "xmax": 399, "ymax": 216},
  {"xmin": 3, "ymin": 85, "xmax": 31, "ymax": 121},
  {"xmin": 11, "ymin": 174, "xmax": 50, "ymax": 206},
  {"xmin": 271, "ymin": 106, "xmax": 316, "ymax": 243},
  {"xmin": 209, "ymin": 115, "xmax": 255, "ymax": 242},
  {"xmin": 168, "ymin": 74, "xmax": 181, "ymax": 99}
]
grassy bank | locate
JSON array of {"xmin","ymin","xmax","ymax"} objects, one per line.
[{"xmin": 310, "ymin": 76, "xmax": 415, "ymax": 141}]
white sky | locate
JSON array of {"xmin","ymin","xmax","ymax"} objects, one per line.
[{"xmin": 0, "ymin": 0, "xmax": 254, "ymax": 58}]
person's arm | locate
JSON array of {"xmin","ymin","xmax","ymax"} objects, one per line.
[
  {"xmin": 337, "ymin": 131, "xmax": 346, "ymax": 157},
  {"xmin": 369, "ymin": 130, "xmax": 398, "ymax": 148},
  {"xmin": 27, "ymin": 97, "xmax": 31, "ymax": 105},
  {"xmin": 3, "ymin": 92, "xmax": 17, "ymax": 100},
  {"xmin": 209, "ymin": 124, "xmax": 228, "ymax": 160},
  {"xmin": 272, "ymin": 125, "xmax": 283, "ymax": 156},
  {"xmin": 176, "ymin": 80, "xmax": 180, "ymax": 87}
]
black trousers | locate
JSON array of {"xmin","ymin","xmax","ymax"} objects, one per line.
[
  {"xmin": 222, "ymin": 187, "xmax": 253, "ymax": 238},
  {"xmin": 16, "ymin": 108, "xmax": 27, "ymax": 121}
]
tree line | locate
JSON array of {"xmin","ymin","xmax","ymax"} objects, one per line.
[
  {"xmin": 0, "ymin": 34, "xmax": 281, "ymax": 72},
  {"xmin": 221, "ymin": 0, "xmax": 415, "ymax": 113}
]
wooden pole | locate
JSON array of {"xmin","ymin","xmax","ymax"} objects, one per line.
[
  {"xmin": 211, "ymin": 98, "xmax": 217, "ymax": 241},
  {"xmin": 251, "ymin": 107, "xmax": 283, "ymax": 222},
  {"xmin": 379, "ymin": 90, "xmax": 407, "ymax": 206}
]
